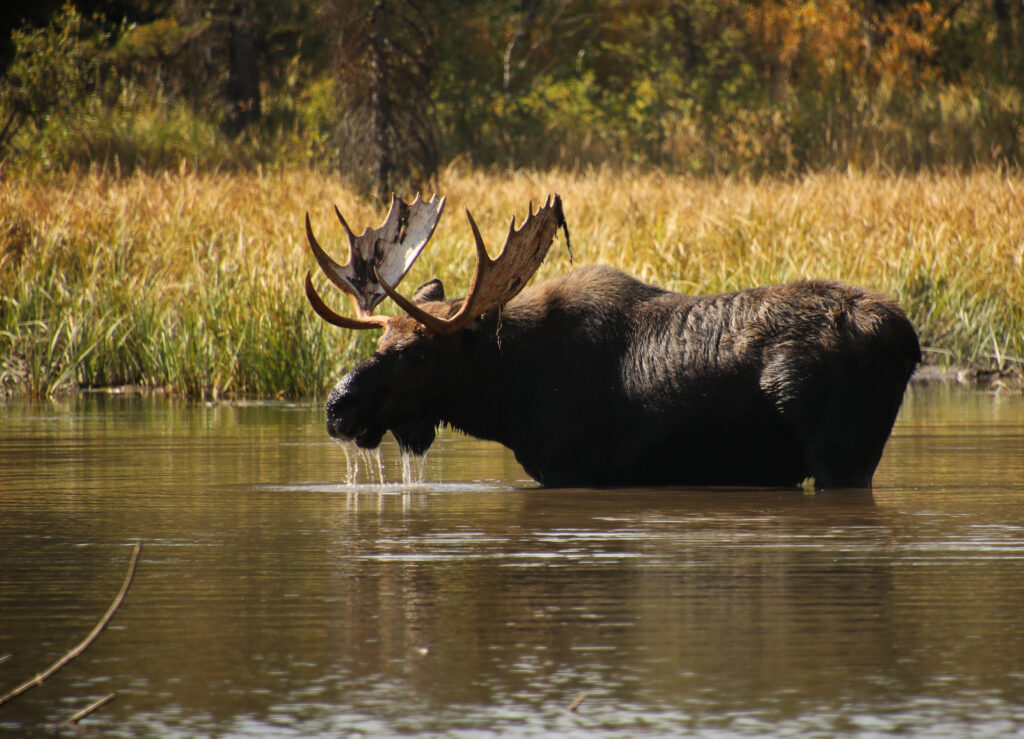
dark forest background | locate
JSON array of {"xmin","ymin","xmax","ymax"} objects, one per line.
[{"xmin": 2, "ymin": 1, "xmax": 1022, "ymax": 193}]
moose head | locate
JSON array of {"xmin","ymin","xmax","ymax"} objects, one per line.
[{"xmin": 304, "ymin": 194, "xmax": 569, "ymax": 456}]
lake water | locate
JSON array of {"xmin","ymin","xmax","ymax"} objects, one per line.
[{"xmin": 1, "ymin": 383, "xmax": 1023, "ymax": 737}]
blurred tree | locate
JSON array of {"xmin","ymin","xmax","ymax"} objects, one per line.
[
  {"xmin": 226, "ymin": 0, "xmax": 261, "ymax": 130},
  {"xmin": 328, "ymin": 0, "xmax": 439, "ymax": 198},
  {"xmin": 0, "ymin": 4, "xmax": 102, "ymax": 157},
  {"xmin": 0, "ymin": 1, "xmax": 66, "ymax": 72},
  {"xmin": 502, "ymin": 0, "xmax": 543, "ymax": 92},
  {"xmin": 1, "ymin": 0, "xmax": 1021, "ymax": 174}
]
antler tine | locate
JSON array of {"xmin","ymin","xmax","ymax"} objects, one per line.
[
  {"xmin": 304, "ymin": 271, "xmax": 389, "ymax": 330},
  {"xmin": 333, "ymin": 204, "xmax": 354, "ymax": 239},
  {"xmin": 333, "ymin": 204, "xmax": 357, "ymax": 253},
  {"xmin": 305, "ymin": 212, "xmax": 368, "ymax": 313},
  {"xmin": 465, "ymin": 208, "xmax": 490, "ymax": 264}
]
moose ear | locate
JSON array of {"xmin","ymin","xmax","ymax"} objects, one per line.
[{"xmin": 412, "ymin": 279, "xmax": 445, "ymax": 303}]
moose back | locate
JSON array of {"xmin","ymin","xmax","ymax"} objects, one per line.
[{"xmin": 303, "ymin": 195, "xmax": 920, "ymax": 489}]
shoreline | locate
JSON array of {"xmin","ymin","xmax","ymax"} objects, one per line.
[
  {"xmin": 3, "ymin": 363, "xmax": 1019, "ymax": 401},
  {"xmin": 912, "ymin": 364, "xmax": 1023, "ymax": 393}
]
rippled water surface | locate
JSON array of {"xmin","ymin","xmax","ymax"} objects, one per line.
[{"xmin": 2, "ymin": 384, "xmax": 1023, "ymax": 737}]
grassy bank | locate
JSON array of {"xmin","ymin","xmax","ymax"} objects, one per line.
[{"xmin": 2, "ymin": 167, "xmax": 1022, "ymax": 399}]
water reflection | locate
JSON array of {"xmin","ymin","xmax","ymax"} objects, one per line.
[{"xmin": 0, "ymin": 385, "xmax": 1023, "ymax": 736}]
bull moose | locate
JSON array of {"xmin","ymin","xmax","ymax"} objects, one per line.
[{"xmin": 303, "ymin": 194, "xmax": 920, "ymax": 489}]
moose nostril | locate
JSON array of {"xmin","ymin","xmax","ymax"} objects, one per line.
[{"xmin": 326, "ymin": 401, "xmax": 357, "ymax": 439}]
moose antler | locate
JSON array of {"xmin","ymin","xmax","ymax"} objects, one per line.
[
  {"xmin": 305, "ymin": 194, "xmax": 567, "ymax": 334},
  {"xmin": 376, "ymin": 194, "xmax": 567, "ymax": 335},
  {"xmin": 304, "ymin": 193, "xmax": 446, "ymax": 319}
]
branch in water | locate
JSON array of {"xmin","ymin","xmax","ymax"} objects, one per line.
[
  {"xmin": 66, "ymin": 692, "xmax": 116, "ymax": 725},
  {"xmin": 0, "ymin": 541, "xmax": 142, "ymax": 707}
]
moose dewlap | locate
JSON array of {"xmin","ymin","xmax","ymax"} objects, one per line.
[{"xmin": 303, "ymin": 194, "xmax": 920, "ymax": 489}]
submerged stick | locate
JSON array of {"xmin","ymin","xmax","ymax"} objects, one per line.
[
  {"xmin": 568, "ymin": 693, "xmax": 587, "ymax": 712},
  {"xmin": 0, "ymin": 541, "xmax": 142, "ymax": 708},
  {"xmin": 66, "ymin": 692, "xmax": 116, "ymax": 725}
]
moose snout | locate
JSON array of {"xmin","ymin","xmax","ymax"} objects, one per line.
[
  {"xmin": 325, "ymin": 385, "xmax": 360, "ymax": 438},
  {"xmin": 325, "ymin": 372, "xmax": 387, "ymax": 448}
]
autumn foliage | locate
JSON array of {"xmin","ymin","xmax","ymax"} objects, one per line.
[{"xmin": 0, "ymin": 1, "xmax": 1021, "ymax": 180}]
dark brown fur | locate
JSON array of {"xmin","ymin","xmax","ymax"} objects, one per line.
[{"xmin": 326, "ymin": 265, "xmax": 920, "ymax": 488}]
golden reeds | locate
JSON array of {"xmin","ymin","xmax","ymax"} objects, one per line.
[{"xmin": 2, "ymin": 167, "xmax": 1021, "ymax": 397}]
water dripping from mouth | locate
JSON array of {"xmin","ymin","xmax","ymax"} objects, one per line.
[
  {"xmin": 333, "ymin": 439, "xmax": 425, "ymax": 488},
  {"xmin": 362, "ymin": 447, "xmax": 385, "ymax": 485},
  {"xmin": 337, "ymin": 440, "xmax": 358, "ymax": 485},
  {"xmin": 401, "ymin": 450, "xmax": 428, "ymax": 485}
]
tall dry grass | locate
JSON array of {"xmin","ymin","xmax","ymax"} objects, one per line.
[{"xmin": 2, "ymin": 166, "xmax": 1022, "ymax": 398}]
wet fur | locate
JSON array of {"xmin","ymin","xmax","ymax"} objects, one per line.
[{"xmin": 327, "ymin": 265, "xmax": 920, "ymax": 488}]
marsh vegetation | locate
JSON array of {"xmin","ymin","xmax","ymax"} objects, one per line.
[{"xmin": 2, "ymin": 168, "xmax": 1021, "ymax": 398}]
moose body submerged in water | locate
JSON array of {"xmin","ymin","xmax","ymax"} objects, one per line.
[{"xmin": 304, "ymin": 195, "xmax": 920, "ymax": 489}]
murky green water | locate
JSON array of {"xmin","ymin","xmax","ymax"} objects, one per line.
[{"xmin": 1, "ymin": 384, "xmax": 1023, "ymax": 737}]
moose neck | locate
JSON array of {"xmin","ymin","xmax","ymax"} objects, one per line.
[
  {"xmin": 430, "ymin": 311, "xmax": 539, "ymax": 450},
  {"xmin": 423, "ymin": 272, "xmax": 640, "ymax": 484}
]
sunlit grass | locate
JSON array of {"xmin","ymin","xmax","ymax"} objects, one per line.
[{"xmin": 2, "ymin": 166, "xmax": 1021, "ymax": 398}]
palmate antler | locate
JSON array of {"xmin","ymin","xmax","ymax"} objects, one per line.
[
  {"xmin": 304, "ymin": 194, "xmax": 446, "ymax": 328},
  {"xmin": 305, "ymin": 194, "xmax": 569, "ymax": 335}
]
